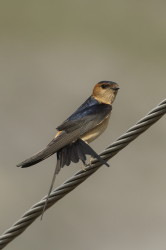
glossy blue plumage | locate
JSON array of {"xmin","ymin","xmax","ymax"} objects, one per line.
[{"xmin": 57, "ymin": 96, "xmax": 112, "ymax": 133}]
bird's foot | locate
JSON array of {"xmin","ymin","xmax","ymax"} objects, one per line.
[
  {"xmin": 81, "ymin": 160, "xmax": 90, "ymax": 171},
  {"xmin": 89, "ymin": 156, "xmax": 94, "ymax": 166}
]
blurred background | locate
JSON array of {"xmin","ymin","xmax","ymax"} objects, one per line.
[{"xmin": 0, "ymin": 1, "xmax": 166, "ymax": 249}]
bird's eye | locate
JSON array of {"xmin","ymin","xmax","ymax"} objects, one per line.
[{"xmin": 101, "ymin": 84, "xmax": 108, "ymax": 89}]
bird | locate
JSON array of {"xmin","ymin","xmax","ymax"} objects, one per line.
[{"xmin": 17, "ymin": 80, "xmax": 119, "ymax": 218}]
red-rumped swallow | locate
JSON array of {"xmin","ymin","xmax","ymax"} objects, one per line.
[{"xmin": 17, "ymin": 81, "xmax": 119, "ymax": 217}]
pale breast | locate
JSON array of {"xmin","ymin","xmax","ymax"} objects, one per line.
[{"xmin": 81, "ymin": 115, "xmax": 110, "ymax": 143}]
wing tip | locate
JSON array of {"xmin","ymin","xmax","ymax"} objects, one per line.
[{"xmin": 16, "ymin": 162, "xmax": 29, "ymax": 168}]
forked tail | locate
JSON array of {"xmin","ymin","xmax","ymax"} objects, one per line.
[{"xmin": 41, "ymin": 139, "xmax": 109, "ymax": 219}]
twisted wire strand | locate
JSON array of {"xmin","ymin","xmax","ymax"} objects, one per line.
[{"xmin": 0, "ymin": 99, "xmax": 165, "ymax": 249}]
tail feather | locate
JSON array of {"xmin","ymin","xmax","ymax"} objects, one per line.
[
  {"xmin": 56, "ymin": 139, "xmax": 109, "ymax": 170},
  {"xmin": 76, "ymin": 143, "xmax": 86, "ymax": 162},
  {"xmin": 41, "ymin": 157, "xmax": 60, "ymax": 220},
  {"xmin": 60, "ymin": 147, "xmax": 67, "ymax": 168},
  {"xmin": 65, "ymin": 147, "xmax": 72, "ymax": 166},
  {"xmin": 71, "ymin": 143, "xmax": 79, "ymax": 163},
  {"xmin": 27, "ymin": 138, "xmax": 110, "ymax": 219}
]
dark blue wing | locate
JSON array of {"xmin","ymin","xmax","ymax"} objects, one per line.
[
  {"xmin": 17, "ymin": 96, "xmax": 112, "ymax": 168},
  {"xmin": 57, "ymin": 96, "xmax": 112, "ymax": 133}
]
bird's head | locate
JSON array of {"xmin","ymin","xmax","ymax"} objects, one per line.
[{"xmin": 92, "ymin": 81, "xmax": 119, "ymax": 105}]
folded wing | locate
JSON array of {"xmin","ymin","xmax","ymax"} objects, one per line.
[{"xmin": 17, "ymin": 99, "xmax": 112, "ymax": 168}]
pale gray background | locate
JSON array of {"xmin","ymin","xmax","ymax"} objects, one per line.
[{"xmin": 0, "ymin": 1, "xmax": 166, "ymax": 250}]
